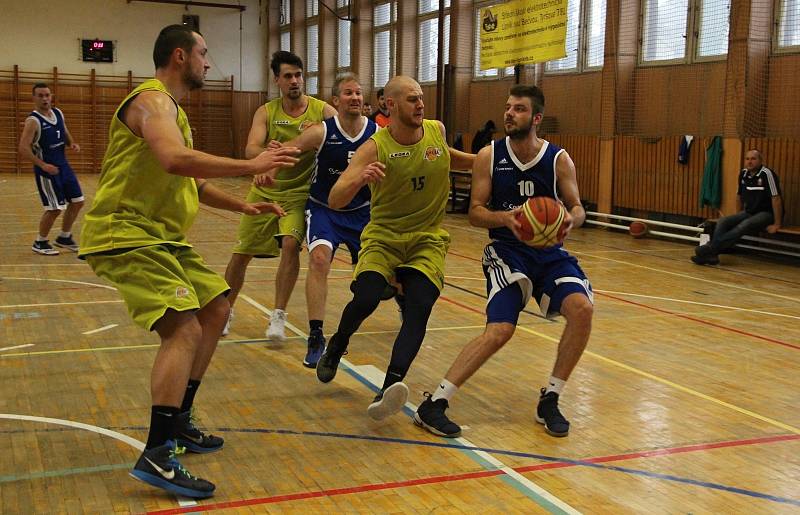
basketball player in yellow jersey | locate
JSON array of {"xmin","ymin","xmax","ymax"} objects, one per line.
[
  {"xmin": 224, "ymin": 51, "xmax": 336, "ymax": 341},
  {"xmin": 316, "ymin": 76, "xmax": 475, "ymax": 420},
  {"xmin": 79, "ymin": 25, "xmax": 299, "ymax": 498}
]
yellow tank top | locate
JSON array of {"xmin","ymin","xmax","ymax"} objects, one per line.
[
  {"xmin": 367, "ymin": 119, "xmax": 451, "ymax": 236},
  {"xmin": 79, "ymin": 79, "xmax": 197, "ymax": 256},
  {"xmin": 255, "ymin": 95, "xmax": 327, "ymax": 202}
]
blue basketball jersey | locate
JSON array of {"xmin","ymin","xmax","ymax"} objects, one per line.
[
  {"xmin": 29, "ymin": 108, "xmax": 68, "ymax": 166},
  {"xmin": 488, "ymin": 137, "xmax": 564, "ymax": 244},
  {"xmin": 309, "ymin": 116, "xmax": 377, "ymax": 211}
]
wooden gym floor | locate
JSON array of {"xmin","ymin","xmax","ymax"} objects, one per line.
[{"xmin": 1, "ymin": 174, "xmax": 798, "ymax": 514}]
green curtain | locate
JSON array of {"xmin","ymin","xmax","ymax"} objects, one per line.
[{"xmin": 700, "ymin": 136, "xmax": 722, "ymax": 209}]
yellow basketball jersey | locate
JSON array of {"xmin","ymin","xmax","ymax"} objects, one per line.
[
  {"xmin": 367, "ymin": 119, "xmax": 451, "ymax": 236},
  {"xmin": 79, "ymin": 79, "xmax": 197, "ymax": 256},
  {"xmin": 255, "ymin": 95, "xmax": 327, "ymax": 202}
]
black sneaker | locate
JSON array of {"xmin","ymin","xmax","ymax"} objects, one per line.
[
  {"xmin": 413, "ymin": 392, "xmax": 461, "ymax": 438},
  {"xmin": 31, "ymin": 240, "xmax": 59, "ymax": 255},
  {"xmin": 54, "ymin": 235, "xmax": 79, "ymax": 252},
  {"xmin": 129, "ymin": 440, "xmax": 216, "ymax": 498},
  {"xmin": 303, "ymin": 329, "xmax": 325, "ymax": 368},
  {"xmin": 367, "ymin": 382, "xmax": 409, "ymax": 420},
  {"xmin": 316, "ymin": 334, "xmax": 347, "ymax": 383},
  {"xmin": 535, "ymin": 388, "xmax": 570, "ymax": 437},
  {"xmin": 175, "ymin": 410, "xmax": 224, "ymax": 454},
  {"xmin": 691, "ymin": 254, "xmax": 719, "ymax": 265}
]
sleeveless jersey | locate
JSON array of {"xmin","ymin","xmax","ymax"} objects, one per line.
[
  {"xmin": 255, "ymin": 95, "xmax": 327, "ymax": 202},
  {"xmin": 79, "ymin": 79, "xmax": 197, "ymax": 256},
  {"xmin": 309, "ymin": 115, "xmax": 377, "ymax": 210},
  {"xmin": 488, "ymin": 137, "xmax": 564, "ymax": 244},
  {"xmin": 29, "ymin": 107, "xmax": 68, "ymax": 167},
  {"xmin": 367, "ymin": 119, "xmax": 450, "ymax": 236}
]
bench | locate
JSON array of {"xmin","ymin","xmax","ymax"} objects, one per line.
[
  {"xmin": 448, "ymin": 170, "xmax": 472, "ymax": 213},
  {"xmin": 703, "ymin": 220, "xmax": 800, "ymax": 258}
]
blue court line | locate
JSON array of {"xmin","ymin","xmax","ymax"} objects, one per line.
[{"xmin": 2, "ymin": 422, "xmax": 798, "ymax": 506}]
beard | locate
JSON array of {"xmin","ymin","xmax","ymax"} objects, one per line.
[
  {"xmin": 505, "ymin": 118, "xmax": 534, "ymax": 140},
  {"xmin": 286, "ymin": 88, "xmax": 302, "ymax": 99},
  {"xmin": 183, "ymin": 68, "xmax": 204, "ymax": 91}
]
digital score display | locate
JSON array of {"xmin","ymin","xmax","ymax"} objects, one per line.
[{"xmin": 81, "ymin": 39, "xmax": 114, "ymax": 63}]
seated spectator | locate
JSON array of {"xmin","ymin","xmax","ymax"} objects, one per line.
[
  {"xmin": 471, "ymin": 120, "xmax": 496, "ymax": 153},
  {"xmin": 692, "ymin": 149, "xmax": 783, "ymax": 265}
]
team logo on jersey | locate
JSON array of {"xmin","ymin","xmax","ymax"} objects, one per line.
[
  {"xmin": 299, "ymin": 120, "xmax": 319, "ymax": 132},
  {"xmin": 330, "ymin": 133, "xmax": 338, "ymax": 140},
  {"xmin": 498, "ymin": 158, "xmax": 508, "ymax": 164},
  {"xmin": 757, "ymin": 178, "xmax": 763, "ymax": 186},
  {"xmin": 424, "ymin": 146, "xmax": 443, "ymax": 161},
  {"xmin": 175, "ymin": 286, "xmax": 190, "ymax": 299},
  {"xmin": 389, "ymin": 151, "xmax": 411, "ymax": 159}
]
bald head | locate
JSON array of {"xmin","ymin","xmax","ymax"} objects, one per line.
[
  {"xmin": 744, "ymin": 149, "xmax": 763, "ymax": 173},
  {"xmin": 384, "ymin": 76, "xmax": 421, "ymax": 102}
]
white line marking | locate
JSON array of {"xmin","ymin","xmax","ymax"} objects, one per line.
[
  {"xmin": 595, "ymin": 289, "xmax": 800, "ymax": 320},
  {"xmin": 83, "ymin": 324, "xmax": 119, "ymax": 335},
  {"xmin": 238, "ymin": 294, "xmax": 580, "ymax": 514},
  {"xmin": 0, "ymin": 300, "xmax": 124, "ymax": 309},
  {"xmin": 0, "ymin": 344, "xmax": 34, "ymax": 352},
  {"xmin": 0, "ymin": 414, "xmax": 197, "ymax": 506},
  {"xmin": 0, "ymin": 277, "xmax": 117, "ymax": 290}
]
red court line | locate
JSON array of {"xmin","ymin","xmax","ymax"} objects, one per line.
[
  {"xmin": 599, "ymin": 292, "xmax": 800, "ymax": 351},
  {"xmin": 146, "ymin": 433, "xmax": 799, "ymax": 514}
]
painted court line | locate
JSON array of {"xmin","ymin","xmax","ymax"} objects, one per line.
[
  {"xmin": 238, "ymin": 294, "xmax": 580, "ymax": 514},
  {"xmin": 0, "ymin": 300, "xmax": 123, "ymax": 310},
  {"xmin": 82, "ymin": 324, "xmax": 118, "ymax": 335},
  {"xmin": 0, "ymin": 344, "xmax": 34, "ymax": 352},
  {"xmin": 0, "ymin": 276, "xmax": 117, "ymax": 291}
]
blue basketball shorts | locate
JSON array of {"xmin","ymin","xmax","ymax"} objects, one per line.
[
  {"xmin": 35, "ymin": 164, "xmax": 84, "ymax": 210},
  {"xmin": 482, "ymin": 240, "xmax": 593, "ymax": 324},
  {"xmin": 305, "ymin": 200, "xmax": 370, "ymax": 264}
]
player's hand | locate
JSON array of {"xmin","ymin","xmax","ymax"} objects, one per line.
[
  {"xmin": 505, "ymin": 208, "xmax": 524, "ymax": 240},
  {"xmin": 69, "ymin": 143, "xmax": 80, "ymax": 152},
  {"xmin": 251, "ymin": 146, "xmax": 301, "ymax": 174},
  {"xmin": 267, "ymin": 140, "xmax": 283, "ymax": 150},
  {"xmin": 42, "ymin": 163, "xmax": 59, "ymax": 175},
  {"xmin": 361, "ymin": 161, "xmax": 386, "ymax": 185},
  {"xmin": 766, "ymin": 224, "xmax": 781, "ymax": 234},
  {"xmin": 558, "ymin": 210, "xmax": 574, "ymax": 242},
  {"xmin": 241, "ymin": 202, "xmax": 285, "ymax": 216},
  {"xmin": 253, "ymin": 171, "xmax": 277, "ymax": 187}
]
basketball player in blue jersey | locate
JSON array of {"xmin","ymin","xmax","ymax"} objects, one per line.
[
  {"xmin": 414, "ymin": 84, "xmax": 593, "ymax": 438},
  {"xmin": 254, "ymin": 73, "xmax": 378, "ymax": 368},
  {"xmin": 18, "ymin": 83, "xmax": 84, "ymax": 255}
]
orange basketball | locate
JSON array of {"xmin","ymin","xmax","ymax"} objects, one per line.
[
  {"xmin": 629, "ymin": 221, "xmax": 649, "ymax": 238},
  {"xmin": 515, "ymin": 196, "xmax": 567, "ymax": 248}
]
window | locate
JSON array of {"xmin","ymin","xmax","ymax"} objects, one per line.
[
  {"xmin": 280, "ymin": 31, "xmax": 290, "ymax": 52},
  {"xmin": 374, "ymin": 2, "xmax": 397, "ymax": 88},
  {"xmin": 776, "ymin": 0, "xmax": 800, "ymax": 48},
  {"xmin": 337, "ymin": 0, "xmax": 349, "ymax": 7},
  {"xmin": 642, "ymin": 0, "xmax": 730, "ymax": 63},
  {"xmin": 545, "ymin": 0, "xmax": 607, "ymax": 73},
  {"xmin": 279, "ymin": 0, "xmax": 290, "ymax": 25},
  {"xmin": 306, "ymin": 0, "xmax": 319, "ymax": 17},
  {"xmin": 306, "ymin": 24, "xmax": 319, "ymax": 94},
  {"xmin": 417, "ymin": 1, "xmax": 450, "ymax": 83},
  {"xmin": 474, "ymin": 7, "xmax": 514, "ymax": 79},
  {"xmin": 337, "ymin": 18, "xmax": 351, "ymax": 70}
]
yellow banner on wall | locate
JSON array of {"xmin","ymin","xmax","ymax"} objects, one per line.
[{"xmin": 479, "ymin": 0, "xmax": 568, "ymax": 70}]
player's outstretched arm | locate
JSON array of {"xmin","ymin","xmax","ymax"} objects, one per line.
[
  {"xmin": 244, "ymin": 106, "xmax": 270, "ymax": 159},
  {"xmin": 130, "ymin": 91, "xmax": 300, "ymax": 178},
  {"xmin": 468, "ymin": 146, "xmax": 521, "ymax": 237},
  {"xmin": 196, "ymin": 179, "xmax": 286, "ymax": 216},
  {"xmin": 555, "ymin": 151, "xmax": 584, "ymax": 230},
  {"xmin": 328, "ymin": 139, "xmax": 383, "ymax": 209},
  {"xmin": 18, "ymin": 118, "xmax": 58, "ymax": 174},
  {"xmin": 252, "ymin": 124, "xmax": 325, "ymax": 187}
]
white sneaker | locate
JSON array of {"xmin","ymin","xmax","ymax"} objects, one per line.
[
  {"xmin": 221, "ymin": 308, "xmax": 233, "ymax": 337},
  {"xmin": 367, "ymin": 382, "xmax": 409, "ymax": 421},
  {"xmin": 266, "ymin": 309, "xmax": 287, "ymax": 342}
]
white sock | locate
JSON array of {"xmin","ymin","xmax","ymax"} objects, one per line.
[
  {"xmin": 59, "ymin": 231, "xmax": 71, "ymax": 238},
  {"xmin": 431, "ymin": 379, "xmax": 458, "ymax": 402},
  {"xmin": 36, "ymin": 235, "xmax": 47, "ymax": 242},
  {"xmin": 545, "ymin": 376, "xmax": 566, "ymax": 395}
]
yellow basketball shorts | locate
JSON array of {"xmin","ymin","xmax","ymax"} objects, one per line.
[
  {"xmin": 232, "ymin": 188, "xmax": 307, "ymax": 257},
  {"xmin": 86, "ymin": 244, "xmax": 230, "ymax": 331},
  {"xmin": 354, "ymin": 228, "xmax": 450, "ymax": 291}
]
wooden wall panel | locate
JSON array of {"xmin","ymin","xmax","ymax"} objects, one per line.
[
  {"xmin": 540, "ymin": 71, "xmax": 603, "ymax": 135},
  {"xmin": 745, "ymin": 137, "xmax": 800, "ymax": 226},
  {"xmin": 613, "ymin": 136, "xmax": 714, "ymax": 218},
  {"xmin": 543, "ymin": 134, "xmax": 600, "ymax": 204},
  {"xmin": 232, "ymin": 91, "xmax": 267, "ymax": 158},
  {"xmin": 765, "ymin": 55, "xmax": 800, "ymax": 138}
]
